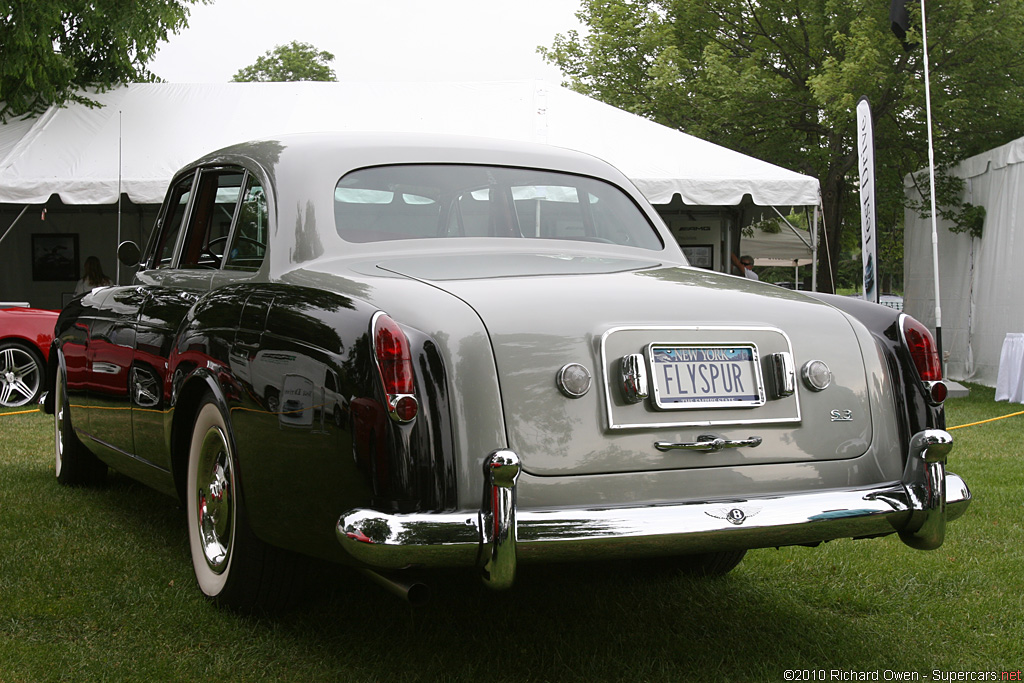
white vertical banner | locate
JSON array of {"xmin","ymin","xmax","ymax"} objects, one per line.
[{"xmin": 856, "ymin": 96, "xmax": 878, "ymax": 304}]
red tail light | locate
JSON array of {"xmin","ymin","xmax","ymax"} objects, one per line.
[
  {"xmin": 902, "ymin": 316, "xmax": 943, "ymax": 382},
  {"xmin": 372, "ymin": 313, "xmax": 418, "ymax": 422}
]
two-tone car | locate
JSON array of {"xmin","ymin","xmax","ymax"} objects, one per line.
[{"xmin": 45, "ymin": 132, "xmax": 969, "ymax": 611}]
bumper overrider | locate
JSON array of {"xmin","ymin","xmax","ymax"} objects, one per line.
[{"xmin": 336, "ymin": 429, "xmax": 970, "ymax": 589}]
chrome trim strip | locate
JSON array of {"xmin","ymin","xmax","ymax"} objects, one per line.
[{"xmin": 599, "ymin": 325, "xmax": 801, "ymax": 430}]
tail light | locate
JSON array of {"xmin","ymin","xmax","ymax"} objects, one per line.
[
  {"xmin": 901, "ymin": 315, "xmax": 947, "ymax": 404},
  {"xmin": 372, "ymin": 312, "xmax": 418, "ymax": 423}
]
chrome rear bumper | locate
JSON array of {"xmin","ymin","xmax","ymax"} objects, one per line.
[{"xmin": 336, "ymin": 429, "xmax": 969, "ymax": 589}]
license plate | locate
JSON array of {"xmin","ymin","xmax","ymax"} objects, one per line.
[{"xmin": 648, "ymin": 343, "xmax": 764, "ymax": 410}]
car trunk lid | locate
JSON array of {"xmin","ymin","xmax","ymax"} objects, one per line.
[{"xmin": 379, "ymin": 252, "xmax": 874, "ymax": 477}]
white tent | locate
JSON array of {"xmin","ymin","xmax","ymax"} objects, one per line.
[
  {"xmin": 1, "ymin": 81, "xmax": 821, "ymax": 309},
  {"xmin": 904, "ymin": 134, "xmax": 1024, "ymax": 388},
  {"xmin": 0, "ymin": 81, "xmax": 819, "ymax": 207}
]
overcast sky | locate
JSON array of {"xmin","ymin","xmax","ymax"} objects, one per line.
[{"xmin": 149, "ymin": 0, "xmax": 584, "ymax": 83}]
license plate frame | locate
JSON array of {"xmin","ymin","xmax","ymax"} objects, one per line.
[{"xmin": 647, "ymin": 343, "xmax": 765, "ymax": 410}]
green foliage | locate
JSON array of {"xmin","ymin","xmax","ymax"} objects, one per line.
[
  {"xmin": 0, "ymin": 0, "xmax": 207, "ymax": 122},
  {"xmin": 231, "ymin": 41, "xmax": 336, "ymax": 83},
  {"xmin": 541, "ymin": 0, "xmax": 1024, "ymax": 291},
  {"xmin": 907, "ymin": 169, "xmax": 987, "ymax": 239}
]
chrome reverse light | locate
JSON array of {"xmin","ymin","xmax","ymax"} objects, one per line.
[
  {"xmin": 557, "ymin": 363, "xmax": 592, "ymax": 399},
  {"xmin": 801, "ymin": 359, "xmax": 832, "ymax": 392}
]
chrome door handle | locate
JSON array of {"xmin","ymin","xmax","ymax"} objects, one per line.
[{"xmin": 655, "ymin": 435, "xmax": 763, "ymax": 452}]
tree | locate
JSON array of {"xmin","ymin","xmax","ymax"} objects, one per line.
[
  {"xmin": 231, "ymin": 41, "xmax": 336, "ymax": 83},
  {"xmin": 0, "ymin": 0, "xmax": 206, "ymax": 122},
  {"xmin": 540, "ymin": 0, "xmax": 1024, "ymax": 292}
]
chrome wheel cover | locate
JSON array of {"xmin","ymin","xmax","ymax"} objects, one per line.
[
  {"xmin": 194, "ymin": 425, "xmax": 235, "ymax": 574},
  {"xmin": 0, "ymin": 345, "xmax": 41, "ymax": 407}
]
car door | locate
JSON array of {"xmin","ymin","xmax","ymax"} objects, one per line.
[{"xmin": 130, "ymin": 167, "xmax": 255, "ymax": 472}]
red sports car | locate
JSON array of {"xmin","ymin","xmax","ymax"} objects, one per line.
[{"xmin": 0, "ymin": 307, "xmax": 58, "ymax": 408}]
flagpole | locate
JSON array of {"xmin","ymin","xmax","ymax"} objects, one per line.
[
  {"xmin": 116, "ymin": 110, "xmax": 123, "ymax": 285},
  {"xmin": 920, "ymin": 0, "xmax": 943, "ymax": 368}
]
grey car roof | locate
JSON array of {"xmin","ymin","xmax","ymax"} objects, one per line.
[{"xmin": 194, "ymin": 131, "xmax": 639, "ymax": 187}]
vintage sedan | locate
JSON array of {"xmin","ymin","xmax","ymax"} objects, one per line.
[
  {"xmin": 1, "ymin": 307, "xmax": 58, "ymax": 408},
  {"xmin": 45, "ymin": 132, "xmax": 970, "ymax": 611}
]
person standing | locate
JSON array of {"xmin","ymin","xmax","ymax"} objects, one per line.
[
  {"xmin": 73, "ymin": 256, "xmax": 112, "ymax": 295},
  {"xmin": 731, "ymin": 253, "xmax": 759, "ymax": 281}
]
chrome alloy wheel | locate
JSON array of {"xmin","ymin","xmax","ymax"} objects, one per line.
[
  {"xmin": 0, "ymin": 344, "xmax": 42, "ymax": 407},
  {"xmin": 194, "ymin": 424, "xmax": 236, "ymax": 574}
]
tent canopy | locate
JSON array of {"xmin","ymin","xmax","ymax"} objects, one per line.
[{"xmin": 0, "ymin": 81, "xmax": 820, "ymax": 207}]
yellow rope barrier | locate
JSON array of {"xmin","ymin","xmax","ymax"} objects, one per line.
[
  {"xmin": 0, "ymin": 407, "xmax": 41, "ymax": 416},
  {"xmin": 947, "ymin": 409, "xmax": 1024, "ymax": 431}
]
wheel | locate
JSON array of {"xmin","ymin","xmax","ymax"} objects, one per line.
[
  {"xmin": 0, "ymin": 341, "xmax": 45, "ymax": 407},
  {"xmin": 675, "ymin": 549, "xmax": 747, "ymax": 577},
  {"xmin": 265, "ymin": 388, "xmax": 280, "ymax": 413},
  {"xmin": 186, "ymin": 393, "xmax": 305, "ymax": 612},
  {"xmin": 54, "ymin": 360, "xmax": 107, "ymax": 486}
]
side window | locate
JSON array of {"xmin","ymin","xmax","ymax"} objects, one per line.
[
  {"xmin": 152, "ymin": 174, "xmax": 194, "ymax": 269},
  {"xmin": 178, "ymin": 170, "xmax": 244, "ymax": 269},
  {"xmin": 223, "ymin": 176, "xmax": 268, "ymax": 272}
]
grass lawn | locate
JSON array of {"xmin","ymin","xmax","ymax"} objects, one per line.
[{"xmin": 0, "ymin": 385, "xmax": 1022, "ymax": 682}]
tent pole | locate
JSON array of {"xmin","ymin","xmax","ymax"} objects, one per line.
[
  {"xmin": 116, "ymin": 110, "xmax": 123, "ymax": 285},
  {"xmin": 811, "ymin": 204, "xmax": 819, "ymax": 292},
  {"xmin": 769, "ymin": 205, "xmax": 813, "ymax": 250},
  {"xmin": 0, "ymin": 205, "xmax": 29, "ymax": 248}
]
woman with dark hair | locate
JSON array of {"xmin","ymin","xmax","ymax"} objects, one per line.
[{"xmin": 73, "ymin": 256, "xmax": 112, "ymax": 295}]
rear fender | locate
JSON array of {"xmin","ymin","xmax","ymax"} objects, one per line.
[{"xmin": 805, "ymin": 293, "xmax": 944, "ymax": 453}]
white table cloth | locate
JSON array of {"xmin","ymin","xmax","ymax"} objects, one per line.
[{"xmin": 995, "ymin": 333, "xmax": 1024, "ymax": 402}]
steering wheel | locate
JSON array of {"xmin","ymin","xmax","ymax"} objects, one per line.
[
  {"xmin": 203, "ymin": 236, "xmax": 265, "ymax": 268},
  {"xmin": 200, "ymin": 236, "xmax": 229, "ymax": 267}
]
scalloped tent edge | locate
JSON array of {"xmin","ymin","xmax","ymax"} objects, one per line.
[{"xmin": 0, "ymin": 80, "xmax": 819, "ymax": 208}]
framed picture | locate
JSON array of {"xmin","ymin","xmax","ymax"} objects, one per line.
[
  {"xmin": 681, "ymin": 244, "xmax": 714, "ymax": 269},
  {"xmin": 32, "ymin": 233, "xmax": 80, "ymax": 281}
]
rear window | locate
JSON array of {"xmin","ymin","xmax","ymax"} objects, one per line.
[{"xmin": 334, "ymin": 164, "xmax": 663, "ymax": 250}]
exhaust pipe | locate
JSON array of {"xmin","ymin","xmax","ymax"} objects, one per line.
[{"xmin": 359, "ymin": 568, "xmax": 431, "ymax": 606}]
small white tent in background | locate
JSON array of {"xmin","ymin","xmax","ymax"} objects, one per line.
[
  {"xmin": 0, "ymin": 81, "xmax": 820, "ymax": 307},
  {"xmin": 904, "ymin": 134, "xmax": 1024, "ymax": 390}
]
